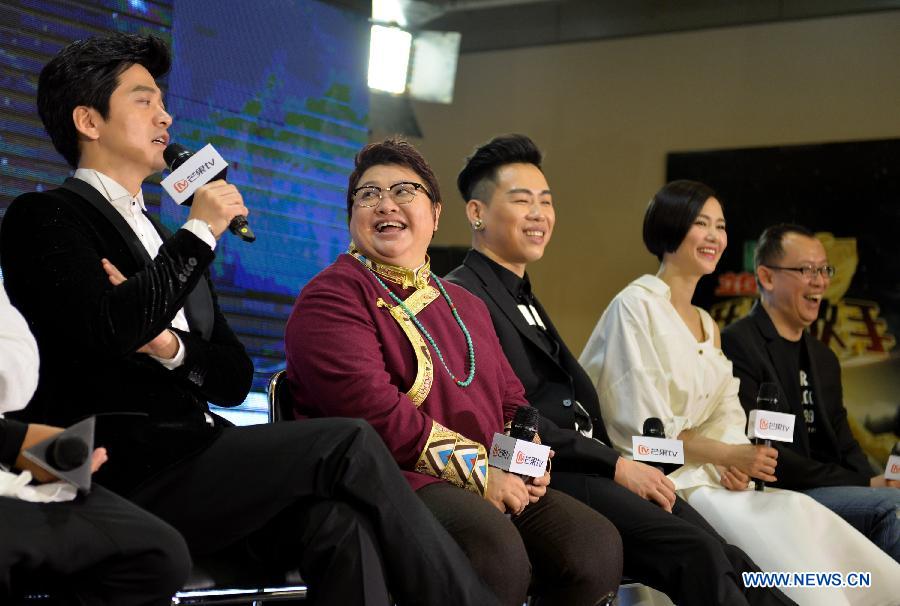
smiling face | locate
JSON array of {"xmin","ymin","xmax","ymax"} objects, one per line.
[
  {"xmin": 758, "ymin": 232, "xmax": 829, "ymax": 339},
  {"xmin": 76, "ymin": 63, "xmax": 171, "ymax": 191},
  {"xmin": 348, "ymin": 163, "xmax": 441, "ymax": 269},
  {"xmin": 468, "ymin": 162, "xmax": 554, "ymax": 277},
  {"xmin": 664, "ymin": 197, "xmax": 727, "ymax": 276}
]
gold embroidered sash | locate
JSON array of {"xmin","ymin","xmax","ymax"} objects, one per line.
[{"xmin": 376, "ymin": 285, "xmax": 439, "ymax": 407}]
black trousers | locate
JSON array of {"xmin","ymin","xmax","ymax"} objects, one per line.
[
  {"xmin": 418, "ymin": 482, "xmax": 623, "ymax": 606},
  {"xmin": 1, "ymin": 485, "xmax": 190, "ymax": 605},
  {"xmin": 129, "ymin": 418, "xmax": 500, "ymax": 606},
  {"xmin": 552, "ymin": 472, "xmax": 796, "ymax": 606}
]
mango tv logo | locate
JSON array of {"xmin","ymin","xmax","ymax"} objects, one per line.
[
  {"xmin": 892, "ymin": 463, "xmax": 900, "ymax": 474},
  {"xmin": 759, "ymin": 418, "xmax": 790, "ymax": 432},
  {"xmin": 515, "ymin": 451, "xmax": 525, "ymax": 464},
  {"xmin": 637, "ymin": 444, "xmax": 679, "ymax": 458}
]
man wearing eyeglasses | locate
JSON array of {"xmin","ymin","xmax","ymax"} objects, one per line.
[{"xmin": 722, "ymin": 223, "xmax": 899, "ymax": 562}]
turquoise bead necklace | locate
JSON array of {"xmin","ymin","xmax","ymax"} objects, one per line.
[{"xmin": 356, "ymin": 254, "xmax": 476, "ymax": 388}]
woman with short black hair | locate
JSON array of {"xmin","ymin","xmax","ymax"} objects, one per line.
[{"xmin": 580, "ymin": 180, "xmax": 900, "ymax": 606}]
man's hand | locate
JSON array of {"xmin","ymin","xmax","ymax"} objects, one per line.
[
  {"xmin": 727, "ymin": 443, "xmax": 778, "ymax": 483},
  {"xmin": 14, "ymin": 424, "xmax": 107, "ymax": 483},
  {"xmin": 717, "ymin": 465, "xmax": 751, "ymax": 491},
  {"xmin": 870, "ymin": 474, "xmax": 900, "ymax": 489},
  {"xmin": 188, "ymin": 180, "xmax": 248, "ymax": 239},
  {"xmin": 15, "ymin": 424, "xmax": 64, "ymax": 483},
  {"xmin": 101, "ymin": 259, "xmax": 179, "ymax": 358},
  {"xmin": 485, "ymin": 468, "xmax": 530, "ymax": 515},
  {"xmin": 614, "ymin": 457, "xmax": 676, "ymax": 512}
]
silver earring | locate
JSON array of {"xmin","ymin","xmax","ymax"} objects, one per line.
[{"xmin": 472, "ymin": 219, "xmax": 484, "ymax": 231}]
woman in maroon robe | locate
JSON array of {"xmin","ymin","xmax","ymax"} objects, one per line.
[{"xmin": 285, "ymin": 138, "xmax": 622, "ymax": 606}]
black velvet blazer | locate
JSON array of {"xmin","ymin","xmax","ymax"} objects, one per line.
[{"xmin": 1, "ymin": 179, "xmax": 253, "ymax": 494}]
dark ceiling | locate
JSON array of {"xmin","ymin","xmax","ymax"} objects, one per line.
[{"xmin": 323, "ymin": 0, "xmax": 900, "ymax": 53}]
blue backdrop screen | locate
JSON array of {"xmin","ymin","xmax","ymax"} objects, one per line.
[{"xmin": 0, "ymin": 0, "xmax": 369, "ymax": 422}]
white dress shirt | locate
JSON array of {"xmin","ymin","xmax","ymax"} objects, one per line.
[
  {"xmin": 0, "ymin": 284, "xmax": 39, "ymax": 415},
  {"xmin": 73, "ymin": 169, "xmax": 216, "ymax": 369}
]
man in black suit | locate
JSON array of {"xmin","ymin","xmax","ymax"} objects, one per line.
[
  {"xmin": 1, "ymin": 33, "xmax": 498, "ymax": 606},
  {"xmin": 1, "ymin": 282, "xmax": 191, "ymax": 604},
  {"xmin": 446, "ymin": 134, "xmax": 793, "ymax": 606},
  {"xmin": 722, "ymin": 223, "xmax": 899, "ymax": 561}
]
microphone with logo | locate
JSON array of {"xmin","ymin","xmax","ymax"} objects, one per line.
[
  {"xmin": 633, "ymin": 417, "xmax": 684, "ymax": 476},
  {"xmin": 488, "ymin": 406, "xmax": 551, "ymax": 483},
  {"xmin": 752, "ymin": 383, "xmax": 777, "ymax": 491},
  {"xmin": 21, "ymin": 416, "xmax": 97, "ymax": 493},
  {"xmin": 884, "ymin": 441, "xmax": 900, "ymax": 482},
  {"xmin": 747, "ymin": 382, "xmax": 797, "ymax": 492},
  {"xmin": 161, "ymin": 143, "xmax": 256, "ymax": 243}
]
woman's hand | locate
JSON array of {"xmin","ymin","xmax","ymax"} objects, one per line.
[
  {"xmin": 525, "ymin": 451, "xmax": 553, "ymax": 504},
  {"xmin": 717, "ymin": 465, "xmax": 750, "ymax": 491},
  {"xmin": 485, "ymin": 468, "xmax": 530, "ymax": 515},
  {"xmin": 726, "ymin": 443, "xmax": 778, "ymax": 483}
]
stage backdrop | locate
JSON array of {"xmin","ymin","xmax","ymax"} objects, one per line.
[
  {"xmin": 0, "ymin": 0, "xmax": 368, "ymax": 423},
  {"xmin": 668, "ymin": 138, "xmax": 899, "ymax": 463}
]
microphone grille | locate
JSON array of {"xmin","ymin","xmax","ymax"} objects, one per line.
[
  {"xmin": 163, "ymin": 142, "xmax": 192, "ymax": 170},
  {"xmin": 642, "ymin": 417, "xmax": 665, "ymax": 438},
  {"xmin": 510, "ymin": 406, "xmax": 540, "ymax": 441},
  {"xmin": 47, "ymin": 435, "xmax": 90, "ymax": 471}
]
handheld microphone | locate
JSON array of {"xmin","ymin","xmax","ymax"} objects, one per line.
[
  {"xmin": 634, "ymin": 417, "xmax": 683, "ymax": 475},
  {"xmin": 509, "ymin": 406, "xmax": 539, "ymax": 441},
  {"xmin": 488, "ymin": 407, "xmax": 550, "ymax": 479},
  {"xmin": 163, "ymin": 143, "xmax": 256, "ymax": 243},
  {"xmin": 753, "ymin": 383, "xmax": 778, "ymax": 491},
  {"xmin": 45, "ymin": 435, "xmax": 90, "ymax": 471},
  {"xmin": 885, "ymin": 441, "xmax": 900, "ymax": 481}
]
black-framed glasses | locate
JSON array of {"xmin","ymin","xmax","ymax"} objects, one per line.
[
  {"xmin": 351, "ymin": 181, "xmax": 433, "ymax": 207},
  {"xmin": 763, "ymin": 264, "xmax": 836, "ymax": 280}
]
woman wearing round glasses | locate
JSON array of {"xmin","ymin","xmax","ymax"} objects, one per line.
[
  {"xmin": 284, "ymin": 138, "xmax": 623, "ymax": 606},
  {"xmin": 579, "ymin": 180, "xmax": 899, "ymax": 605}
]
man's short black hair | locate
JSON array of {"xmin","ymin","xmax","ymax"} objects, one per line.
[
  {"xmin": 457, "ymin": 134, "xmax": 543, "ymax": 203},
  {"xmin": 643, "ymin": 180, "xmax": 718, "ymax": 261},
  {"xmin": 754, "ymin": 223, "xmax": 816, "ymax": 268},
  {"xmin": 37, "ymin": 33, "xmax": 171, "ymax": 168}
]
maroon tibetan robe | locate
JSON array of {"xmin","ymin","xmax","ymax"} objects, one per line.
[{"xmin": 285, "ymin": 253, "xmax": 527, "ymax": 492}]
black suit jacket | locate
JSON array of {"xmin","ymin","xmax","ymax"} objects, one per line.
[
  {"xmin": 0, "ymin": 179, "xmax": 254, "ymax": 494},
  {"xmin": 445, "ymin": 251, "xmax": 619, "ymax": 476},
  {"xmin": 721, "ymin": 302, "xmax": 873, "ymax": 488}
]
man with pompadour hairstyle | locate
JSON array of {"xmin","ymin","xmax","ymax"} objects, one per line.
[{"xmin": 447, "ymin": 133, "xmax": 795, "ymax": 606}]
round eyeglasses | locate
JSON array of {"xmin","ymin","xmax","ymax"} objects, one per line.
[
  {"xmin": 763, "ymin": 264, "xmax": 836, "ymax": 280},
  {"xmin": 351, "ymin": 181, "xmax": 433, "ymax": 208}
]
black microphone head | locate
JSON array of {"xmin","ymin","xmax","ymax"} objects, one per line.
[
  {"xmin": 642, "ymin": 417, "xmax": 665, "ymax": 438},
  {"xmin": 510, "ymin": 406, "xmax": 540, "ymax": 441},
  {"xmin": 164, "ymin": 142, "xmax": 193, "ymax": 171},
  {"xmin": 46, "ymin": 435, "xmax": 90, "ymax": 471},
  {"xmin": 892, "ymin": 441, "xmax": 900, "ymax": 457}
]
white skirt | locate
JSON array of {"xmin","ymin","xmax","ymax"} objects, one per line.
[{"xmin": 684, "ymin": 486, "xmax": 900, "ymax": 606}]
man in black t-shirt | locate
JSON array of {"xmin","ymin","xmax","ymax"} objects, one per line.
[{"xmin": 722, "ymin": 224, "xmax": 899, "ymax": 562}]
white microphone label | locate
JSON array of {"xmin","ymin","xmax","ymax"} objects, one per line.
[
  {"xmin": 161, "ymin": 144, "xmax": 228, "ymax": 205},
  {"xmin": 747, "ymin": 410, "xmax": 796, "ymax": 442},
  {"xmin": 632, "ymin": 436, "xmax": 684, "ymax": 465},
  {"xmin": 488, "ymin": 433, "xmax": 551, "ymax": 478},
  {"xmin": 885, "ymin": 455, "xmax": 900, "ymax": 481}
]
